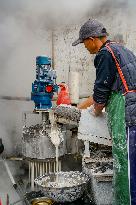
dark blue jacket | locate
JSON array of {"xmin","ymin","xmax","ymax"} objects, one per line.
[{"xmin": 93, "ymin": 41, "xmax": 136, "ymax": 126}]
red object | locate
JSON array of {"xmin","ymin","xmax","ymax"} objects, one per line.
[
  {"xmin": 57, "ymin": 83, "xmax": 71, "ymax": 105},
  {"xmin": 0, "ymin": 198, "xmax": 2, "ymax": 205},
  {"xmin": 45, "ymin": 85, "xmax": 53, "ymax": 93}
]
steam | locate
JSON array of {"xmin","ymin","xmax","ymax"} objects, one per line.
[
  {"xmin": 0, "ymin": 0, "xmax": 96, "ymax": 97},
  {"xmin": 0, "ymin": 0, "xmax": 135, "ymax": 155},
  {"xmin": 0, "ymin": 0, "xmax": 132, "ymax": 96}
]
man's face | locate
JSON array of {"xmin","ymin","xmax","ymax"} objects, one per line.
[{"xmin": 83, "ymin": 38, "xmax": 98, "ymax": 54}]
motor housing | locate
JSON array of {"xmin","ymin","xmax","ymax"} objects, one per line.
[{"xmin": 31, "ymin": 56, "xmax": 58, "ymax": 110}]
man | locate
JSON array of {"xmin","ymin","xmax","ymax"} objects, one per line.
[{"xmin": 72, "ymin": 19, "xmax": 136, "ymax": 205}]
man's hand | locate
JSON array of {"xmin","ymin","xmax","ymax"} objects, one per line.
[
  {"xmin": 77, "ymin": 96, "xmax": 105, "ymax": 117},
  {"xmin": 93, "ymin": 102, "xmax": 105, "ymax": 117},
  {"xmin": 93, "ymin": 108, "xmax": 103, "ymax": 116},
  {"xmin": 77, "ymin": 96, "xmax": 94, "ymax": 109}
]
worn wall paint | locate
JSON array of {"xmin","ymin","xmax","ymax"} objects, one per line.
[
  {"xmin": 54, "ymin": 7, "xmax": 136, "ymax": 97},
  {"xmin": 54, "ymin": 25, "xmax": 95, "ymax": 97}
]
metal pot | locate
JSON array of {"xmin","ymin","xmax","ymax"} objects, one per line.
[{"xmin": 35, "ymin": 171, "xmax": 89, "ymax": 203}]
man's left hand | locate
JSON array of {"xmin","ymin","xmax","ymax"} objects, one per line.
[
  {"xmin": 93, "ymin": 101, "xmax": 105, "ymax": 117},
  {"xmin": 93, "ymin": 108, "xmax": 103, "ymax": 116}
]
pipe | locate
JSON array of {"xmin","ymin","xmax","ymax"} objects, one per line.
[
  {"xmin": 51, "ymin": 30, "xmax": 55, "ymax": 69},
  {"xmin": 68, "ymin": 71, "xmax": 79, "ymax": 104},
  {"xmin": 0, "ymin": 94, "xmax": 90, "ymax": 102},
  {"xmin": 42, "ymin": 112, "xmax": 48, "ymax": 131},
  {"xmin": 0, "ymin": 95, "xmax": 31, "ymax": 101}
]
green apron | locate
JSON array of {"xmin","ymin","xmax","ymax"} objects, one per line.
[{"xmin": 106, "ymin": 92, "xmax": 130, "ymax": 205}]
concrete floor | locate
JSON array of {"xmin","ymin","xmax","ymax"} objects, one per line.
[{"xmin": 0, "ymin": 160, "xmax": 22, "ymax": 205}]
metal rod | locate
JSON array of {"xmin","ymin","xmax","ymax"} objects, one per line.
[
  {"xmin": 49, "ymin": 162, "xmax": 51, "ymax": 173},
  {"xmin": 0, "ymin": 94, "xmax": 90, "ymax": 102},
  {"xmin": 35, "ymin": 162, "xmax": 37, "ymax": 178},
  {"xmin": 38, "ymin": 162, "xmax": 39, "ymax": 176},
  {"xmin": 52, "ymin": 30, "xmax": 55, "ymax": 69},
  {"xmin": 42, "ymin": 162, "xmax": 44, "ymax": 175},
  {"xmin": 40, "ymin": 163, "xmax": 42, "ymax": 176},
  {"xmin": 31, "ymin": 162, "xmax": 34, "ymax": 191},
  {"xmin": 45, "ymin": 162, "xmax": 48, "ymax": 173},
  {"xmin": 4, "ymin": 161, "xmax": 16, "ymax": 186},
  {"xmin": 53, "ymin": 161, "xmax": 55, "ymax": 172},
  {"xmin": 29, "ymin": 161, "xmax": 31, "ymax": 184},
  {"xmin": 0, "ymin": 96, "xmax": 31, "ymax": 101},
  {"xmin": 44, "ymin": 162, "xmax": 46, "ymax": 174}
]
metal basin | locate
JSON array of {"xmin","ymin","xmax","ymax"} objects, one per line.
[{"xmin": 34, "ymin": 171, "xmax": 89, "ymax": 203}]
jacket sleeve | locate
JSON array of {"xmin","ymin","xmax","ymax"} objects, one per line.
[{"xmin": 93, "ymin": 50, "xmax": 117, "ymax": 105}]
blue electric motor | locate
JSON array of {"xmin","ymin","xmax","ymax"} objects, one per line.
[{"xmin": 31, "ymin": 56, "xmax": 58, "ymax": 110}]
